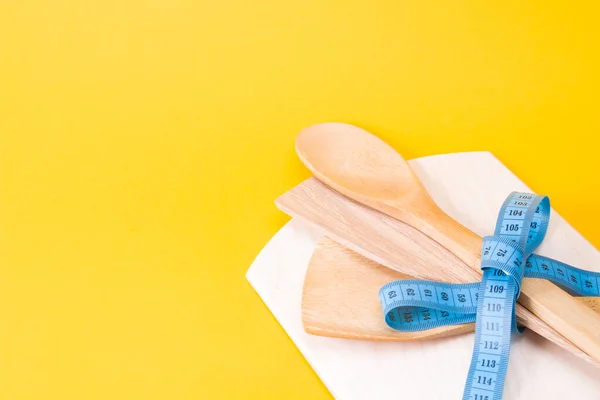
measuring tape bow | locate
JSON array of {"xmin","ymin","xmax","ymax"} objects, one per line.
[{"xmin": 379, "ymin": 192, "xmax": 600, "ymax": 399}]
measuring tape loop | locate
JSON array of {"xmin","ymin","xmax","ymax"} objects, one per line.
[
  {"xmin": 380, "ymin": 256, "xmax": 600, "ymax": 333},
  {"xmin": 380, "ymin": 280, "xmax": 479, "ymax": 331},
  {"xmin": 379, "ymin": 192, "xmax": 597, "ymax": 400}
]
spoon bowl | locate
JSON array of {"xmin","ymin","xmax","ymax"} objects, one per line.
[{"xmin": 296, "ymin": 123, "xmax": 418, "ymax": 200}]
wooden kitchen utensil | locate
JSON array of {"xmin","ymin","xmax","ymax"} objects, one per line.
[
  {"xmin": 303, "ymin": 236, "xmax": 474, "ymax": 341},
  {"xmin": 303, "ymin": 236, "xmax": 600, "ymax": 343},
  {"xmin": 276, "ymin": 177, "xmax": 597, "ymax": 365},
  {"xmin": 292, "ymin": 122, "xmax": 600, "ymax": 363}
]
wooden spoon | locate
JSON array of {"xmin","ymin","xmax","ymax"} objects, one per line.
[{"xmin": 295, "ymin": 122, "xmax": 600, "ymax": 363}]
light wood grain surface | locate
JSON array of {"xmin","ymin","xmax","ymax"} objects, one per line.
[{"xmin": 302, "ymin": 237, "xmax": 475, "ymax": 341}]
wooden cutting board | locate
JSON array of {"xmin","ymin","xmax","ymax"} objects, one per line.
[{"xmin": 246, "ymin": 151, "xmax": 600, "ymax": 399}]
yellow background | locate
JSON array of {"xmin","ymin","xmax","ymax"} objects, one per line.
[{"xmin": 1, "ymin": 1, "xmax": 599, "ymax": 399}]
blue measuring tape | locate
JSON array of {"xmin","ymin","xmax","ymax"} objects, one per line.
[{"xmin": 379, "ymin": 192, "xmax": 600, "ymax": 399}]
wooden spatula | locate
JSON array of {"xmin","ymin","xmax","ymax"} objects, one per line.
[
  {"xmin": 292, "ymin": 122, "xmax": 600, "ymax": 364},
  {"xmin": 276, "ymin": 178, "xmax": 598, "ymax": 365},
  {"xmin": 303, "ymin": 236, "xmax": 474, "ymax": 341},
  {"xmin": 303, "ymin": 236, "xmax": 600, "ymax": 346}
]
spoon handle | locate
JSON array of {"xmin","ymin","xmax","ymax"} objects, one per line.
[{"xmin": 386, "ymin": 197, "xmax": 483, "ymax": 270}]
